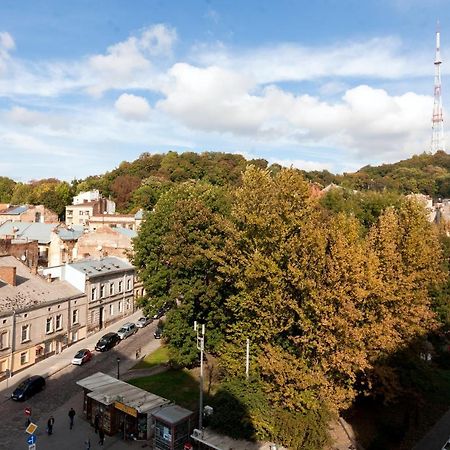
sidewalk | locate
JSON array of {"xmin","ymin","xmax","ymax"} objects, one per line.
[
  {"xmin": 0, "ymin": 309, "xmax": 145, "ymax": 396},
  {"xmin": 8, "ymin": 309, "xmax": 162, "ymax": 450}
]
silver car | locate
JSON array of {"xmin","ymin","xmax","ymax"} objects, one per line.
[
  {"xmin": 136, "ymin": 316, "xmax": 152, "ymax": 328},
  {"xmin": 117, "ymin": 322, "xmax": 137, "ymax": 340}
]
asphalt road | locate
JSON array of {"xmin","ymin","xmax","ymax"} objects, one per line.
[{"xmin": 0, "ymin": 320, "xmax": 159, "ymax": 450}]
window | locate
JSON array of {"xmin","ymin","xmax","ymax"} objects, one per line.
[
  {"xmin": 127, "ymin": 278, "xmax": 132, "ymax": 291},
  {"xmin": 118, "ymin": 301, "xmax": 123, "ymax": 313},
  {"xmin": 72, "ymin": 309, "xmax": 79, "ymax": 325},
  {"xmin": 100, "ymin": 284, "xmax": 105, "ymax": 298},
  {"xmin": 55, "ymin": 314, "xmax": 63, "ymax": 330},
  {"xmin": 66, "ymin": 209, "xmax": 73, "ymax": 217},
  {"xmin": 118, "ymin": 281, "xmax": 123, "ymax": 293},
  {"xmin": 109, "ymin": 304, "xmax": 114, "ymax": 316},
  {"xmin": 79, "ymin": 211, "xmax": 83, "ymax": 216},
  {"xmin": 46, "ymin": 317, "xmax": 53, "ymax": 334},
  {"xmin": 91, "ymin": 311, "xmax": 95, "ymax": 323},
  {"xmin": 20, "ymin": 352, "xmax": 28, "ymax": 365},
  {"xmin": 91, "ymin": 287, "xmax": 97, "ymax": 301},
  {"xmin": 21, "ymin": 325, "xmax": 30, "ymax": 343},
  {"xmin": 126, "ymin": 299, "xmax": 131, "ymax": 309},
  {"xmin": 72, "ymin": 330, "xmax": 78, "ymax": 342},
  {"xmin": 109, "ymin": 283, "xmax": 115, "ymax": 296},
  {"xmin": 0, "ymin": 332, "xmax": 8, "ymax": 349}
]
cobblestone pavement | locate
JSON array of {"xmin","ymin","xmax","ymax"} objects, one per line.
[{"xmin": 0, "ymin": 313, "xmax": 161, "ymax": 450}]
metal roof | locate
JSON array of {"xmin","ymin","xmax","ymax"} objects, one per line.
[
  {"xmin": 0, "ymin": 205, "xmax": 28, "ymax": 215},
  {"xmin": 77, "ymin": 372, "xmax": 171, "ymax": 414},
  {"xmin": 114, "ymin": 227, "xmax": 137, "ymax": 238},
  {"xmin": 152, "ymin": 404, "xmax": 193, "ymax": 425},
  {"xmin": 0, "ymin": 221, "xmax": 57, "ymax": 244},
  {"xmin": 57, "ymin": 226, "xmax": 84, "ymax": 241},
  {"xmin": 68, "ymin": 257, "xmax": 133, "ymax": 277}
]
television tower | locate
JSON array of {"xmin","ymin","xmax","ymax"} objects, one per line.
[{"xmin": 431, "ymin": 23, "xmax": 445, "ymax": 152}]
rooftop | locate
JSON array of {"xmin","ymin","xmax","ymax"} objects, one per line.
[
  {"xmin": 0, "ymin": 205, "xmax": 28, "ymax": 215},
  {"xmin": 69, "ymin": 256, "xmax": 133, "ymax": 277},
  {"xmin": 77, "ymin": 372, "xmax": 171, "ymax": 414},
  {"xmin": 0, "ymin": 255, "xmax": 82, "ymax": 313},
  {"xmin": 0, "ymin": 221, "xmax": 58, "ymax": 244},
  {"xmin": 152, "ymin": 404, "xmax": 193, "ymax": 425}
]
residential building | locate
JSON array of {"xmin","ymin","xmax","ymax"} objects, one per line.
[
  {"xmin": 87, "ymin": 209, "xmax": 144, "ymax": 232},
  {"xmin": 66, "ymin": 190, "xmax": 115, "ymax": 227},
  {"xmin": 0, "ymin": 204, "xmax": 58, "ymax": 224},
  {"xmin": 0, "ymin": 221, "xmax": 59, "ymax": 266},
  {"xmin": 48, "ymin": 225, "xmax": 84, "ymax": 267},
  {"xmin": 42, "ymin": 257, "xmax": 136, "ymax": 333},
  {"xmin": 76, "ymin": 225, "xmax": 136, "ymax": 262},
  {"xmin": 0, "ymin": 255, "xmax": 87, "ymax": 378}
]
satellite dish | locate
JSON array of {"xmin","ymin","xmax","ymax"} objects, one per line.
[
  {"xmin": 21, "ymin": 255, "xmax": 26, "ymax": 261},
  {"xmin": 97, "ymin": 245, "xmax": 103, "ymax": 251}
]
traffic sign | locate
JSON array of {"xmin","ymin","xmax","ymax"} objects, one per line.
[
  {"xmin": 27, "ymin": 435, "xmax": 36, "ymax": 445},
  {"xmin": 25, "ymin": 407, "xmax": 32, "ymax": 416},
  {"xmin": 25, "ymin": 422, "xmax": 38, "ymax": 435}
]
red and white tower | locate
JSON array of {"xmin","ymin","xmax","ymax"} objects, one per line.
[{"xmin": 431, "ymin": 24, "xmax": 445, "ymax": 152}]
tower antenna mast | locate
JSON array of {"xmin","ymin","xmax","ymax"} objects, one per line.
[{"xmin": 431, "ymin": 22, "xmax": 445, "ymax": 152}]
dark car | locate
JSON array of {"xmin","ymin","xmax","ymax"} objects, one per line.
[
  {"xmin": 154, "ymin": 327, "xmax": 162, "ymax": 339},
  {"xmin": 95, "ymin": 332, "xmax": 120, "ymax": 352},
  {"xmin": 11, "ymin": 375, "xmax": 45, "ymax": 401}
]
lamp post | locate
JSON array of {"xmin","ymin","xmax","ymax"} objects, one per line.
[
  {"xmin": 194, "ymin": 321, "xmax": 205, "ymax": 435},
  {"xmin": 116, "ymin": 357, "xmax": 121, "ymax": 380}
]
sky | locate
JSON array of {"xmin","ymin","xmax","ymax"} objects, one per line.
[{"xmin": 0, "ymin": 0, "xmax": 449, "ymax": 182}]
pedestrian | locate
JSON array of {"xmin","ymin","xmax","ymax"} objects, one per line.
[
  {"xmin": 68, "ymin": 407, "xmax": 76, "ymax": 429},
  {"xmin": 47, "ymin": 416, "xmax": 55, "ymax": 435},
  {"xmin": 84, "ymin": 437, "xmax": 91, "ymax": 450},
  {"xmin": 98, "ymin": 428, "xmax": 105, "ymax": 446},
  {"xmin": 94, "ymin": 413, "xmax": 99, "ymax": 434}
]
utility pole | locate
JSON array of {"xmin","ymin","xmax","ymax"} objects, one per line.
[
  {"xmin": 432, "ymin": 22, "xmax": 445, "ymax": 152},
  {"xmin": 194, "ymin": 321, "xmax": 205, "ymax": 436},
  {"xmin": 245, "ymin": 338, "xmax": 250, "ymax": 379}
]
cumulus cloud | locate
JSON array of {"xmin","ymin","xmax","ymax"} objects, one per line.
[
  {"xmin": 0, "ymin": 31, "xmax": 15, "ymax": 74},
  {"xmin": 115, "ymin": 93, "xmax": 151, "ymax": 121},
  {"xmin": 7, "ymin": 106, "xmax": 71, "ymax": 131},
  {"xmin": 87, "ymin": 24, "xmax": 176, "ymax": 96}
]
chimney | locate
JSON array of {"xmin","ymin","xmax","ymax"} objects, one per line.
[{"xmin": 0, "ymin": 266, "xmax": 16, "ymax": 286}]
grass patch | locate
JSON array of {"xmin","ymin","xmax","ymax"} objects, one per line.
[
  {"xmin": 133, "ymin": 346, "xmax": 170, "ymax": 369},
  {"xmin": 128, "ymin": 369, "xmax": 200, "ymax": 410}
]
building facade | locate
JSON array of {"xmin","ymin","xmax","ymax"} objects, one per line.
[
  {"xmin": 42, "ymin": 257, "xmax": 136, "ymax": 333},
  {"xmin": 0, "ymin": 256, "xmax": 87, "ymax": 378}
]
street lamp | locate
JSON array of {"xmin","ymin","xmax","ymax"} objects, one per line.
[
  {"xmin": 116, "ymin": 357, "xmax": 121, "ymax": 380},
  {"xmin": 194, "ymin": 321, "xmax": 205, "ymax": 436}
]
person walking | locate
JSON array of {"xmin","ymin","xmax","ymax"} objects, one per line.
[
  {"xmin": 94, "ymin": 413, "xmax": 99, "ymax": 434},
  {"xmin": 68, "ymin": 407, "xmax": 76, "ymax": 429},
  {"xmin": 47, "ymin": 416, "xmax": 55, "ymax": 435},
  {"xmin": 98, "ymin": 428, "xmax": 105, "ymax": 446},
  {"xmin": 84, "ymin": 437, "xmax": 91, "ymax": 450}
]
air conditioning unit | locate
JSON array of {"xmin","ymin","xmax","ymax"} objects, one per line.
[{"xmin": 192, "ymin": 429, "xmax": 202, "ymax": 438}]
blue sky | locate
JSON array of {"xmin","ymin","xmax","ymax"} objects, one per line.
[{"xmin": 0, "ymin": 0, "xmax": 449, "ymax": 181}]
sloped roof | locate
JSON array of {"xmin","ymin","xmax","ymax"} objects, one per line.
[
  {"xmin": 0, "ymin": 221, "xmax": 58, "ymax": 244},
  {"xmin": 0, "ymin": 205, "xmax": 28, "ymax": 215},
  {"xmin": 69, "ymin": 256, "xmax": 133, "ymax": 277},
  {"xmin": 57, "ymin": 225, "xmax": 84, "ymax": 241},
  {"xmin": 0, "ymin": 255, "xmax": 83, "ymax": 312},
  {"xmin": 77, "ymin": 372, "xmax": 171, "ymax": 414},
  {"xmin": 114, "ymin": 227, "xmax": 137, "ymax": 238}
]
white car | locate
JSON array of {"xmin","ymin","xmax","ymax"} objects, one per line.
[
  {"xmin": 442, "ymin": 439, "xmax": 450, "ymax": 450},
  {"xmin": 136, "ymin": 316, "xmax": 152, "ymax": 328}
]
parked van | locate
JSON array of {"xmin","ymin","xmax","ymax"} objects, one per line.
[{"xmin": 117, "ymin": 322, "xmax": 137, "ymax": 340}]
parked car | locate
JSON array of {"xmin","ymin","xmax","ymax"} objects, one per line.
[
  {"xmin": 442, "ymin": 438, "xmax": 450, "ymax": 450},
  {"xmin": 117, "ymin": 322, "xmax": 138, "ymax": 340},
  {"xmin": 11, "ymin": 375, "xmax": 45, "ymax": 401},
  {"xmin": 154, "ymin": 327, "xmax": 162, "ymax": 339},
  {"xmin": 136, "ymin": 316, "xmax": 152, "ymax": 328},
  {"xmin": 153, "ymin": 309, "xmax": 165, "ymax": 320},
  {"xmin": 95, "ymin": 332, "xmax": 120, "ymax": 352},
  {"xmin": 71, "ymin": 348, "xmax": 93, "ymax": 365}
]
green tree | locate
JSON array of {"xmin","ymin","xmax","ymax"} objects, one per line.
[{"xmin": 0, "ymin": 177, "xmax": 16, "ymax": 202}]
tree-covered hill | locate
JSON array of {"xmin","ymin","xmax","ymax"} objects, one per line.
[{"xmin": 3, "ymin": 149, "xmax": 450, "ymax": 215}]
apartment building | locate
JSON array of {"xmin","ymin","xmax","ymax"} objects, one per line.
[
  {"xmin": 66, "ymin": 190, "xmax": 116, "ymax": 227},
  {"xmin": 0, "ymin": 256, "xmax": 87, "ymax": 378},
  {"xmin": 42, "ymin": 257, "xmax": 136, "ymax": 333},
  {"xmin": 0, "ymin": 204, "xmax": 58, "ymax": 225}
]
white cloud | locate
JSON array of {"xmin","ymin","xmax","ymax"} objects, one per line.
[
  {"xmin": 114, "ymin": 93, "xmax": 151, "ymax": 121},
  {"xmin": 7, "ymin": 106, "xmax": 71, "ymax": 131},
  {"xmin": 0, "ymin": 31, "xmax": 15, "ymax": 74},
  {"xmin": 269, "ymin": 158, "xmax": 334, "ymax": 172}
]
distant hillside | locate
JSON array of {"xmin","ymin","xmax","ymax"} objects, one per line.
[{"xmin": 3, "ymin": 150, "xmax": 450, "ymax": 214}]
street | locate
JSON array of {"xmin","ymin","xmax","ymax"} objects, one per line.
[{"xmin": 0, "ymin": 314, "xmax": 160, "ymax": 450}]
